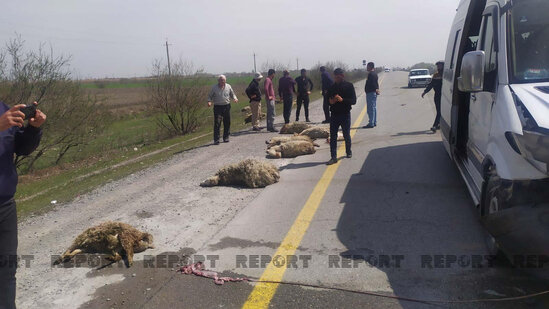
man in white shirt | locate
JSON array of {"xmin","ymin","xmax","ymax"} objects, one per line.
[{"xmin": 207, "ymin": 75, "xmax": 238, "ymax": 144}]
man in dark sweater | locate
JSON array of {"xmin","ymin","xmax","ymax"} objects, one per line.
[
  {"xmin": 363, "ymin": 62, "xmax": 380, "ymax": 128},
  {"xmin": 294, "ymin": 69, "xmax": 314, "ymax": 122},
  {"xmin": 422, "ymin": 61, "xmax": 444, "ymax": 132},
  {"xmin": 0, "ymin": 101, "xmax": 46, "ymax": 309},
  {"xmin": 278, "ymin": 70, "xmax": 296, "ymax": 124},
  {"xmin": 327, "ymin": 68, "xmax": 356, "ymax": 165},
  {"xmin": 320, "ymin": 66, "xmax": 334, "ymax": 124},
  {"xmin": 245, "ymin": 72, "xmax": 263, "ymax": 131}
]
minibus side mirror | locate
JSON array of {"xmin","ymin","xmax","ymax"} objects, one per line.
[{"xmin": 458, "ymin": 51, "xmax": 485, "ymax": 92}]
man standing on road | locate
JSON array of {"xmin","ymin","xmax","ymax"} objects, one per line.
[
  {"xmin": 363, "ymin": 62, "xmax": 380, "ymax": 128},
  {"xmin": 245, "ymin": 72, "xmax": 263, "ymax": 131},
  {"xmin": 422, "ymin": 61, "xmax": 444, "ymax": 132},
  {"xmin": 1, "ymin": 102, "xmax": 46, "ymax": 309},
  {"xmin": 294, "ymin": 69, "xmax": 314, "ymax": 122},
  {"xmin": 264, "ymin": 69, "xmax": 278, "ymax": 132},
  {"xmin": 320, "ymin": 66, "xmax": 334, "ymax": 124},
  {"xmin": 327, "ymin": 68, "xmax": 356, "ymax": 165},
  {"xmin": 278, "ymin": 70, "xmax": 296, "ymax": 124},
  {"xmin": 207, "ymin": 75, "xmax": 238, "ymax": 144}
]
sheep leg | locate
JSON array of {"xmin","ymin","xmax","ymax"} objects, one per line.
[
  {"xmin": 106, "ymin": 252, "xmax": 122, "ymax": 262},
  {"xmin": 54, "ymin": 248, "xmax": 82, "ymax": 264}
]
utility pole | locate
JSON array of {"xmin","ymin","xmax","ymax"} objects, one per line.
[
  {"xmin": 296, "ymin": 58, "xmax": 299, "ymax": 71},
  {"xmin": 253, "ymin": 52, "xmax": 257, "ymax": 73},
  {"xmin": 165, "ymin": 39, "xmax": 172, "ymax": 75}
]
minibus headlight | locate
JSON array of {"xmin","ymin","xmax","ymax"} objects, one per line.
[{"xmin": 513, "ymin": 130, "xmax": 549, "ymax": 173}]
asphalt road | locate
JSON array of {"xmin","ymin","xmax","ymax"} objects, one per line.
[{"xmin": 17, "ymin": 72, "xmax": 549, "ymax": 309}]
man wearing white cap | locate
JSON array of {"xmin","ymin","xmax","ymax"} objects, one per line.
[{"xmin": 245, "ymin": 72, "xmax": 263, "ymax": 131}]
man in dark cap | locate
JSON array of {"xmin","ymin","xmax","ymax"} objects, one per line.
[
  {"xmin": 278, "ymin": 70, "xmax": 296, "ymax": 124},
  {"xmin": 326, "ymin": 68, "xmax": 356, "ymax": 165},
  {"xmin": 320, "ymin": 66, "xmax": 334, "ymax": 123},
  {"xmin": 294, "ymin": 69, "xmax": 314, "ymax": 122},
  {"xmin": 422, "ymin": 61, "xmax": 444, "ymax": 132}
]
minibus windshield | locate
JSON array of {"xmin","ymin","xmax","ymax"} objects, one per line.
[{"xmin": 508, "ymin": 0, "xmax": 549, "ymax": 83}]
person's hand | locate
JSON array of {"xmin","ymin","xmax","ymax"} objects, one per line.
[
  {"xmin": 208, "ymin": 101, "xmax": 212, "ymax": 107},
  {"xmin": 421, "ymin": 93, "xmax": 425, "ymax": 98},
  {"xmin": 334, "ymin": 95, "xmax": 343, "ymax": 103},
  {"xmin": 234, "ymin": 98, "xmax": 239, "ymax": 103},
  {"xmin": 307, "ymin": 91, "xmax": 311, "ymax": 95},
  {"xmin": 29, "ymin": 108, "xmax": 46, "ymax": 128},
  {"xmin": 376, "ymin": 89, "xmax": 380, "ymax": 95},
  {"xmin": 251, "ymin": 94, "xmax": 256, "ymax": 99},
  {"xmin": 269, "ymin": 96, "xmax": 274, "ymax": 100},
  {"xmin": 0, "ymin": 104, "xmax": 26, "ymax": 131}
]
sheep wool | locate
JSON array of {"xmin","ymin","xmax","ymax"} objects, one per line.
[
  {"xmin": 265, "ymin": 135, "xmax": 314, "ymax": 148},
  {"xmin": 299, "ymin": 126, "xmax": 330, "ymax": 139},
  {"xmin": 200, "ymin": 158, "xmax": 280, "ymax": 188},
  {"xmin": 279, "ymin": 122, "xmax": 311, "ymax": 134},
  {"xmin": 266, "ymin": 140, "xmax": 317, "ymax": 158},
  {"xmin": 54, "ymin": 221, "xmax": 154, "ymax": 267}
]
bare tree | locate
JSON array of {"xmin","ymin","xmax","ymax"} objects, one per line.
[
  {"xmin": 148, "ymin": 59, "xmax": 208, "ymax": 136},
  {"xmin": 0, "ymin": 36, "xmax": 106, "ymax": 171}
]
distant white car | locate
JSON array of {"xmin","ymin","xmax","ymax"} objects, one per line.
[
  {"xmin": 408, "ymin": 69, "xmax": 432, "ymax": 88},
  {"xmin": 384, "ymin": 68, "xmax": 390, "ymax": 72}
]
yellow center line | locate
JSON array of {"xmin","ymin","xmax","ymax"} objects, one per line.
[{"xmin": 242, "ymin": 77, "xmax": 383, "ymax": 309}]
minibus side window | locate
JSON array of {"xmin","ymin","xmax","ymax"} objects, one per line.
[{"xmin": 480, "ymin": 12, "xmax": 497, "ymax": 91}]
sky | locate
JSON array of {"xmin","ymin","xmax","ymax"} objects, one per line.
[{"xmin": 0, "ymin": 0, "xmax": 461, "ymax": 78}]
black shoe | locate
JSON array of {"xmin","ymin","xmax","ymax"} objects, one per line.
[
  {"xmin": 326, "ymin": 158, "xmax": 338, "ymax": 165},
  {"xmin": 430, "ymin": 126, "xmax": 437, "ymax": 132},
  {"xmin": 223, "ymin": 138, "xmax": 229, "ymax": 143},
  {"xmin": 252, "ymin": 127, "xmax": 260, "ymax": 131},
  {"xmin": 296, "ymin": 118, "xmax": 299, "ymax": 122},
  {"xmin": 214, "ymin": 140, "xmax": 220, "ymax": 145},
  {"xmin": 322, "ymin": 120, "xmax": 330, "ymax": 124},
  {"xmin": 347, "ymin": 153, "xmax": 352, "ymax": 158},
  {"xmin": 363, "ymin": 124, "xmax": 374, "ymax": 129},
  {"xmin": 268, "ymin": 128, "xmax": 279, "ymax": 132},
  {"xmin": 306, "ymin": 118, "xmax": 311, "ymax": 123}
]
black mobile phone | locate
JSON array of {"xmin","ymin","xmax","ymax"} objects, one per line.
[{"xmin": 19, "ymin": 104, "xmax": 37, "ymax": 120}]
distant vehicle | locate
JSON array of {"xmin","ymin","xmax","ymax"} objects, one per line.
[
  {"xmin": 441, "ymin": 0, "xmax": 549, "ymax": 257},
  {"xmin": 408, "ymin": 69, "xmax": 431, "ymax": 88},
  {"xmin": 384, "ymin": 68, "xmax": 391, "ymax": 72}
]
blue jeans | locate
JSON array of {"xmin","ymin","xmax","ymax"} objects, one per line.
[
  {"xmin": 366, "ymin": 92, "xmax": 377, "ymax": 126},
  {"xmin": 330, "ymin": 113, "xmax": 351, "ymax": 159}
]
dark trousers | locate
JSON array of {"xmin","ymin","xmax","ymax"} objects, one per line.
[
  {"xmin": 296, "ymin": 94, "xmax": 309, "ymax": 121},
  {"xmin": 330, "ymin": 112, "xmax": 351, "ymax": 159},
  {"xmin": 282, "ymin": 95, "xmax": 293, "ymax": 124},
  {"xmin": 433, "ymin": 94, "xmax": 441, "ymax": 127},
  {"xmin": 213, "ymin": 104, "xmax": 231, "ymax": 142},
  {"xmin": 0, "ymin": 199, "xmax": 17, "ymax": 309},
  {"xmin": 322, "ymin": 94, "xmax": 331, "ymax": 122}
]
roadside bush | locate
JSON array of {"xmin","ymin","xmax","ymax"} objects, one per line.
[
  {"xmin": 148, "ymin": 60, "xmax": 208, "ymax": 136},
  {"xmin": 0, "ymin": 37, "xmax": 107, "ymax": 172}
]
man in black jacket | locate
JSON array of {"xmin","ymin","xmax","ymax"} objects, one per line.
[
  {"xmin": 294, "ymin": 69, "xmax": 314, "ymax": 122},
  {"xmin": 422, "ymin": 61, "xmax": 444, "ymax": 132},
  {"xmin": 327, "ymin": 68, "xmax": 356, "ymax": 165},
  {"xmin": 363, "ymin": 62, "xmax": 380, "ymax": 128},
  {"xmin": 246, "ymin": 72, "xmax": 263, "ymax": 131},
  {"xmin": 1, "ymin": 101, "xmax": 46, "ymax": 309}
]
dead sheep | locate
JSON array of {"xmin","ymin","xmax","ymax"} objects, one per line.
[
  {"xmin": 266, "ymin": 140, "xmax": 317, "ymax": 158},
  {"xmin": 53, "ymin": 221, "xmax": 154, "ymax": 267},
  {"xmin": 279, "ymin": 122, "xmax": 311, "ymax": 134},
  {"xmin": 244, "ymin": 112, "xmax": 266, "ymax": 124},
  {"xmin": 326, "ymin": 132, "xmax": 345, "ymax": 143},
  {"xmin": 200, "ymin": 158, "xmax": 280, "ymax": 188},
  {"xmin": 265, "ymin": 135, "xmax": 315, "ymax": 149},
  {"xmin": 300, "ymin": 126, "xmax": 330, "ymax": 139},
  {"xmin": 241, "ymin": 106, "xmax": 251, "ymax": 113}
]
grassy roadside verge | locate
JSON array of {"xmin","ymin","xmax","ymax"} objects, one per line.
[{"xmin": 15, "ymin": 92, "xmax": 325, "ymax": 218}]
